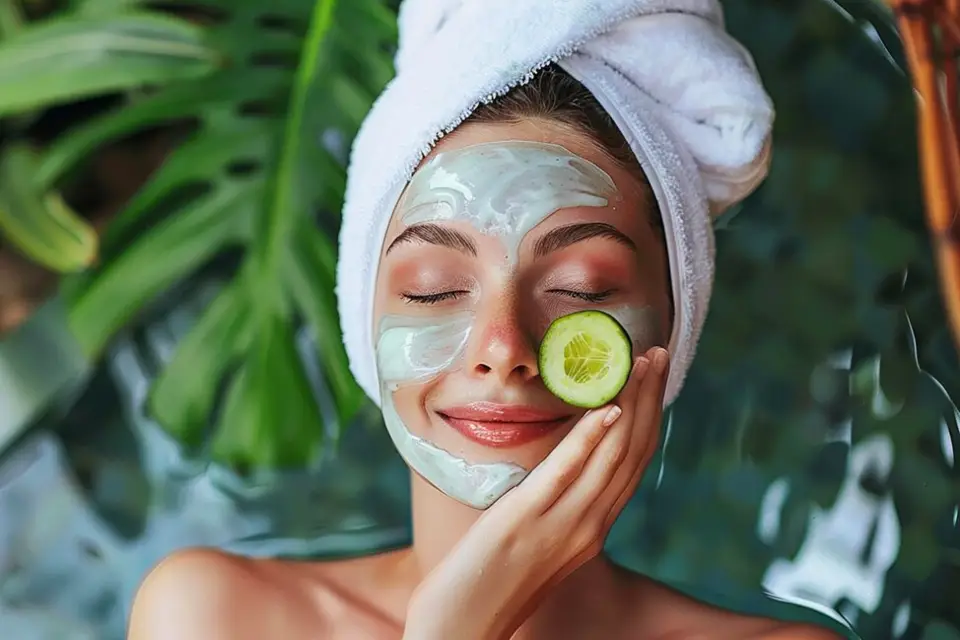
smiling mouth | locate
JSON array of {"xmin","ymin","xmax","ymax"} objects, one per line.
[{"xmin": 437, "ymin": 404, "xmax": 571, "ymax": 448}]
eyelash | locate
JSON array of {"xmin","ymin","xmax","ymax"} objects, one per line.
[
  {"xmin": 401, "ymin": 289, "xmax": 615, "ymax": 305},
  {"xmin": 547, "ymin": 288, "xmax": 615, "ymax": 303},
  {"xmin": 401, "ymin": 291, "xmax": 469, "ymax": 305}
]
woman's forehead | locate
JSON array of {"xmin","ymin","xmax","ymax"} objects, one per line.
[
  {"xmin": 424, "ymin": 118, "xmax": 609, "ymax": 168},
  {"xmin": 382, "ymin": 122, "xmax": 650, "ymax": 249}
]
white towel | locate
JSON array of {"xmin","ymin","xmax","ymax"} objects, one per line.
[{"xmin": 336, "ymin": 0, "xmax": 774, "ymax": 407}]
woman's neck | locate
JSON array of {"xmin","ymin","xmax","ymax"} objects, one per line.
[
  {"xmin": 404, "ymin": 473, "xmax": 624, "ymax": 616},
  {"xmin": 408, "ymin": 472, "xmax": 484, "ymax": 576}
]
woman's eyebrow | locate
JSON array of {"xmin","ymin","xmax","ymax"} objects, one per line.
[
  {"xmin": 533, "ymin": 222, "xmax": 636, "ymax": 258},
  {"xmin": 386, "ymin": 223, "xmax": 478, "ymax": 256}
]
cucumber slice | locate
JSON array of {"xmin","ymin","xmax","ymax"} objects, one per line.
[{"xmin": 538, "ymin": 310, "xmax": 633, "ymax": 408}]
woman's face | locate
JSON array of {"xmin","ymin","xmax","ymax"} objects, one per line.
[{"xmin": 372, "ymin": 119, "xmax": 671, "ymax": 509}]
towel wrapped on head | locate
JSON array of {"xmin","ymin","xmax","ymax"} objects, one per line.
[{"xmin": 336, "ymin": 0, "xmax": 775, "ymax": 407}]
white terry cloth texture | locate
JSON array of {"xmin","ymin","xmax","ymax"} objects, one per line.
[{"xmin": 336, "ymin": 0, "xmax": 775, "ymax": 407}]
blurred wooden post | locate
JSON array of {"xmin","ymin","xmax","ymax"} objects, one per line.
[{"xmin": 889, "ymin": 0, "xmax": 960, "ymax": 350}]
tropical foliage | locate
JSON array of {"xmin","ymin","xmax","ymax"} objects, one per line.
[
  {"xmin": 0, "ymin": 0, "xmax": 959, "ymax": 638},
  {"xmin": 0, "ymin": 0, "xmax": 396, "ymax": 469}
]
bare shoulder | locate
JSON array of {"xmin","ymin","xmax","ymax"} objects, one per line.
[
  {"xmin": 127, "ymin": 546, "xmax": 410, "ymax": 640},
  {"xmin": 127, "ymin": 547, "xmax": 317, "ymax": 640},
  {"xmin": 614, "ymin": 569, "xmax": 844, "ymax": 640},
  {"xmin": 750, "ymin": 623, "xmax": 846, "ymax": 639},
  {"xmin": 692, "ymin": 599, "xmax": 845, "ymax": 640}
]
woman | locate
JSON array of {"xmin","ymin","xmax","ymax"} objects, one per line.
[{"xmin": 129, "ymin": 0, "xmax": 844, "ymax": 638}]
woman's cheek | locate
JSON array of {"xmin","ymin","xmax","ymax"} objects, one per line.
[
  {"xmin": 390, "ymin": 369, "xmax": 460, "ymax": 430},
  {"xmin": 390, "ymin": 382, "xmax": 432, "ymax": 434}
]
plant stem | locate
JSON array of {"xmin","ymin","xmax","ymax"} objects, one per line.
[{"xmin": 252, "ymin": 0, "xmax": 336, "ymax": 314}]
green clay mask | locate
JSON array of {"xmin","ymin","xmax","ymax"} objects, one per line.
[{"xmin": 398, "ymin": 140, "xmax": 617, "ymax": 263}]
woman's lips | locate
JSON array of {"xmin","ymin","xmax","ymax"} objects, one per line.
[{"xmin": 438, "ymin": 402, "xmax": 571, "ymax": 448}]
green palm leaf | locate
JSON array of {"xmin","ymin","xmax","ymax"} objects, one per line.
[
  {"xmin": 0, "ymin": 12, "xmax": 218, "ymax": 116},
  {"xmin": 0, "ymin": 4, "xmax": 217, "ymax": 275},
  {"xmin": 0, "ymin": 0, "xmax": 396, "ymax": 469}
]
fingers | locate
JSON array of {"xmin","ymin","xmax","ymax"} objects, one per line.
[
  {"xmin": 545, "ymin": 354, "xmax": 653, "ymax": 514},
  {"xmin": 556, "ymin": 347, "xmax": 668, "ymax": 526},
  {"xmin": 633, "ymin": 348, "xmax": 670, "ymax": 438},
  {"xmin": 595, "ymin": 347, "xmax": 670, "ymax": 527},
  {"xmin": 512, "ymin": 396, "xmax": 626, "ymax": 515},
  {"xmin": 602, "ymin": 418, "xmax": 662, "ymax": 533}
]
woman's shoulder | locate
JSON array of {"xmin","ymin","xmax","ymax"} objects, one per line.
[
  {"xmin": 126, "ymin": 547, "xmax": 408, "ymax": 640},
  {"xmin": 127, "ymin": 548, "xmax": 302, "ymax": 639},
  {"xmin": 617, "ymin": 570, "xmax": 845, "ymax": 640}
]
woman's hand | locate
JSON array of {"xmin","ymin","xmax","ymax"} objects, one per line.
[{"xmin": 403, "ymin": 346, "xmax": 670, "ymax": 640}]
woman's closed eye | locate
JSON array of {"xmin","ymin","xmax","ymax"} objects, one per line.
[
  {"xmin": 401, "ymin": 290, "xmax": 470, "ymax": 305},
  {"xmin": 401, "ymin": 288, "xmax": 615, "ymax": 305},
  {"xmin": 546, "ymin": 288, "xmax": 616, "ymax": 303}
]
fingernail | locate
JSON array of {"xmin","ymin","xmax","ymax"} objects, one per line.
[
  {"xmin": 634, "ymin": 357, "xmax": 649, "ymax": 377},
  {"xmin": 652, "ymin": 348, "xmax": 669, "ymax": 374},
  {"xmin": 602, "ymin": 405, "xmax": 622, "ymax": 427}
]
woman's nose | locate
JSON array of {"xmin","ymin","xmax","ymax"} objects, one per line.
[{"xmin": 464, "ymin": 298, "xmax": 539, "ymax": 385}]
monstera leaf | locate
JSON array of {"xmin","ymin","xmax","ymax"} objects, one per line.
[
  {"xmin": 0, "ymin": 5, "xmax": 218, "ymax": 272},
  {"xmin": 0, "ymin": 0, "xmax": 396, "ymax": 468}
]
